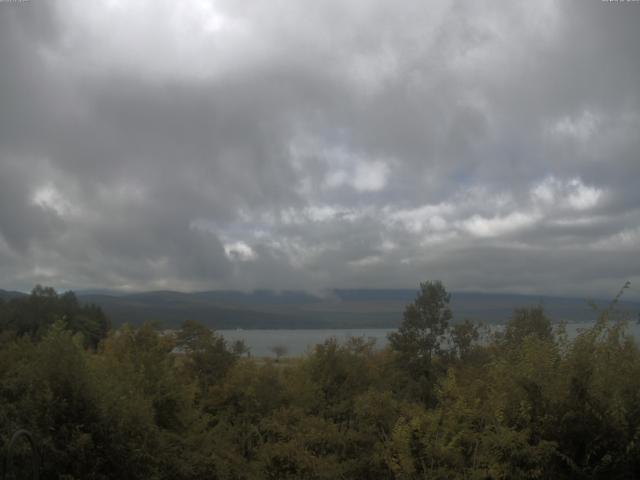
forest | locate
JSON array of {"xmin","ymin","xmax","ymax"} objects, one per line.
[{"xmin": 1, "ymin": 282, "xmax": 639, "ymax": 479}]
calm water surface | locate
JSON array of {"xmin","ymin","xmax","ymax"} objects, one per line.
[
  {"xmin": 219, "ymin": 329, "xmax": 395, "ymax": 357},
  {"xmin": 219, "ymin": 321, "xmax": 640, "ymax": 357}
]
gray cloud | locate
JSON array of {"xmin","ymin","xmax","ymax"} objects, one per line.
[{"xmin": 0, "ymin": 0, "xmax": 639, "ymax": 298}]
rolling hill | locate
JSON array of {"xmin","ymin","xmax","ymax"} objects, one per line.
[{"xmin": 69, "ymin": 289, "xmax": 640, "ymax": 329}]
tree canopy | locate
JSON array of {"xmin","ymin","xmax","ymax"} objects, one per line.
[
  {"xmin": 0, "ymin": 285, "xmax": 109, "ymax": 348},
  {"xmin": 2, "ymin": 283, "xmax": 640, "ymax": 479}
]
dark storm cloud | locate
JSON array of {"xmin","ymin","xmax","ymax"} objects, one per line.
[{"xmin": 0, "ymin": 0, "xmax": 639, "ymax": 297}]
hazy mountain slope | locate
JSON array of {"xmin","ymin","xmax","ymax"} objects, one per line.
[
  {"xmin": 0, "ymin": 289, "xmax": 27, "ymax": 301},
  {"xmin": 74, "ymin": 289, "xmax": 640, "ymax": 329}
]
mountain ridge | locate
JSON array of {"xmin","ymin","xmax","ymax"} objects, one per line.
[
  {"xmin": 4, "ymin": 287, "xmax": 638, "ymax": 329},
  {"xmin": 74, "ymin": 289, "xmax": 640, "ymax": 329}
]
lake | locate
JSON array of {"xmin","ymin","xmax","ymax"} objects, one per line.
[
  {"xmin": 219, "ymin": 321, "xmax": 640, "ymax": 357},
  {"xmin": 218, "ymin": 328, "xmax": 396, "ymax": 357}
]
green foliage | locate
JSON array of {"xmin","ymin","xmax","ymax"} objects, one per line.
[
  {"xmin": 0, "ymin": 285, "xmax": 109, "ymax": 348},
  {"xmin": 451, "ymin": 319, "xmax": 480, "ymax": 360},
  {"xmin": 175, "ymin": 319, "xmax": 239, "ymax": 397},
  {"xmin": 503, "ymin": 306, "xmax": 553, "ymax": 346},
  {"xmin": 2, "ymin": 282, "xmax": 640, "ymax": 479},
  {"xmin": 388, "ymin": 280, "xmax": 452, "ymax": 403},
  {"xmin": 389, "ymin": 281, "xmax": 452, "ymax": 364}
]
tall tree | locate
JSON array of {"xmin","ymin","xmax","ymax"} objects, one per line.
[
  {"xmin": 0, "ymin": 285, "xmax": 110, "ymax": 347},
  {"xmin": 503, "ymin": 306, "xmax": 552, "ymax": 346},
  {"xmin": 389, "ymin": 281, "xmax": 452, "ymax": 363},
  {"xmin": 388, "ymin": 281, "xmax": 452, "ymax": 401},
  {"xmin": 175, "ymin": 320, "xmax": 238, "ymax": 395},
  {"xmin": 451, "ymin": 319, "xmax": 480, "ymax": 360}
]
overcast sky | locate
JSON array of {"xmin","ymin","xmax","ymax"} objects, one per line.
[{"xmin": 0, "ymin": 0, "xmax": 639, "ymax": 298}]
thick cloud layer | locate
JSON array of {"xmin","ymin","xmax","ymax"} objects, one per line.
[{"xmin": 0, "ymin": 0, "xmax": 639, "ymax": 298}]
